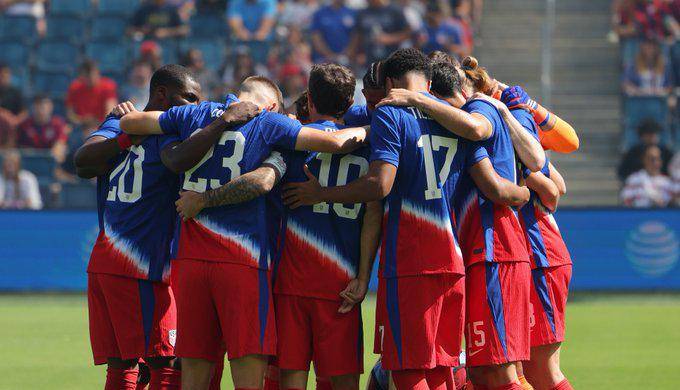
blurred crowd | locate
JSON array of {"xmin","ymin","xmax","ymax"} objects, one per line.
[
  {"xmin": 0, "ymin": 0, "xmax": 482, "ymax": 209},
  {"xmin": 611, "ymin": 0, "xmax": 680, "ymax": 207}
]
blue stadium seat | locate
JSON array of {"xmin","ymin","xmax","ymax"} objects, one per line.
[
  {"xmin": 32, "ymin": 71, "xmax": 73, "ymax": 100},
  {"xmin": 60, "ymin": 182, "xmax": 97, "ymax": 209},
  {"xmin": 0, "ymin": 40, "xmax": 30, "ymax": 69},
  {"xmin": 189, "ymin": 14, "xmax": 225, "ymax": 38},
  {"xmin": 10, "ymin": 68, "xmax": 30, "ymax": 95},
  {"xmin": 623, "ymin": 96, "xmax": 671, "ymax": 149},
  {"xmin": 91, "ymin": 15, "xmax": 128, "ymax": 40},
  {"xmin": 35, "ymin": 41, "xmax": 80, "ymax": 73},
  {"xmin": 46, "ymin": 15, "xmax": 88, "ymax": 41},
  {"xmin": 97, "ymin": 0, "xmax": 141, "ymax": 17},
  {"xmin": 85, "ymin": 41, "xmax": 129, "ymax": 75},
  {"xmin": 21, "ymin": 152, "xmax": 56, "ymax": 181},
  {"xmin": 0, "ymin": 16, "xmax": 38, "ymax": 42},
  {"xmin": 180, "ymin": 38, "xmax": 225, "ymax": 72},
  {"xmin": 49, "ymin": 0, "xmax": 93, "ymax": 17}
]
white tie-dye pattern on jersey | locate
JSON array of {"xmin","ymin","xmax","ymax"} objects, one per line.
[
  {"xmin": 104, "ymin": 222, "xmax": 149, "ymax": 277},
  {"xmin": 286, "ymin": 218, "xmax": 356, "ymax": 278},
  {"xmin": 194, "ymin": 215, "xmax": 264, "ymax": 267},
  {"xmin": 455, "ymin": 189, "xmax": 478, "ymax": 235}
]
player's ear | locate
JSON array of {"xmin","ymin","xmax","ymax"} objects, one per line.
[{"xmin": 155, "ymin": 86, "xmax": 168, "ymax": 102}]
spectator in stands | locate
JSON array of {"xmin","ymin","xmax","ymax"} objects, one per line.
[
  {"xmin": 65, "ymin": 60, "xmax": 118, "ymax": 126},
  {"xmin": 181, "ymin": 49, "xmax": 219, "ymax": 100},
  {"xmin": 227, "ymin": 0, "xmax": 277, "ymax": 64},
  {"xmin": 417, "ymin": 1, "xmax": 467, "ymax": 59},
  {"xmin": 618, "ymin": 119, "xmax": 673, "ymax": 180},
  {"xmin": 0, "ymin": 149, "xmax": 42, "ymax": 210},
  {"xmin": 0, "ymin": 64, "xmax": 26, "ymax": 123},
  {"xmin": 279, "ymin": 0, "xmax": 318, "ymax": 31},
  {"xmin": 622, "ymin": 38, "xmax": 673, "ymax": 96},
  {"xmin": 309, "ymin": 0, "xmax": 355, "ymax": 64},
  {"xmin": 0, "ymin": 107, "xmax": 16, "ymax": 148},
  {"xmin": 0, "ymin": 0, "xmax": 46, "ymax": 36},
  {"xmin": 121, "ymin": 61, "xmax": 153, "ymax": 111},
  {"xmin": 612, "ymin": 0, "xmax": 640, "ymax": 39},
  {"xmin": 195, "ymin": 0, "xmax": 228, "ymax": 14},
  {"xmin": 16, "ymin": 95, "xmax": 69, "ymax": 165},
  {"xmin": 348, "ymin": 0, "xmax": 412, "ymax": 67},
  {"xmin": 129, "ymin": 0, "xmax": 189, "ymax": 40},
  {"xmin": 221, "ymin": 46, "xmax": 267, "ymax": 93},
  {"xmin": 138, "ymin": 40, "xmax": 164, "ymax": 71},
  {"xmin": 621, "ymin": 144, "xmax": 677, "ymax": 207}
]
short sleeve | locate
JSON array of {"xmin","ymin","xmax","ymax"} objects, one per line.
[
  {"xmin": 262, "ymin": 0, "xmax": 277, "ymax": 17},
  {"xmin": 511, "ymin": 108, "xmax": 539, "ymax": 140},
  {"xmin": 369, "ymin": 107, "xmax": 401, "ymax": 167},
  {"xmin": 158, "ymin": 104, "xmax": 200, "ymax": 137},
  {"xmin": 227, "ymin": 0, "xmax": 242, "ymax": 17},
  {"xmin": 465, "ymin": 100, "xmax": 497, "ymax": 139},
  {"xmin": 343, "ymin": 105, "xmax": 371, "ymax": 127},
  {"xmin": 465, "ymin": 141, "xmax": 488, "ymax": 169},
  {"xmin": 89, "ymin": 116, "xmax": 121, "ymax": 139},
  {"xmin": 259, "ymin": 112, "xmax": 302, "ymax": 149}
]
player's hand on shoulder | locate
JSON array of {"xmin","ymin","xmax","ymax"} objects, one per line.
[
  {"xmin": 221, "ymin": 101, "xmax": 260, "ymax": 126},
  {"xmin": 282, "ymin": 165, "xmax": 322, "ymax": 209},
  {"xmin": 110, "ymin": 101, "xmax": 137, "ymax": 118},
  {"xmin": 500, "ymin": 86, "xmax": 538, "ymax": 113},
  {"xmin": 377, "ymin": 88, "xmax": 422, "ymax": 108},
  {"xmin": 175, "ymin": 190, "xmax": 206, "ymax": 221}
]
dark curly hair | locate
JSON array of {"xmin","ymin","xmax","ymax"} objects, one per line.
[{"xmin": 382, "ymin": 48, "xmax": 432, "ymax": 81}]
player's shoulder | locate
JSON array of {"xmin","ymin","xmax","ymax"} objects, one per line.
[
  {"xmin": 462, "ymin": 98, "xmax": 497, "ymax": 114},
  {"xmin": 510, "ymin": 108, "xmax": 539, "ymax": 135}
]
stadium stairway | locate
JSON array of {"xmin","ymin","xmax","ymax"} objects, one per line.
[{"xmin": 475, "ymin": 0, "xmax": 621, "ymax": 206}]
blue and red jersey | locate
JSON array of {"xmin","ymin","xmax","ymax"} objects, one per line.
[
  {"xmin": 274, "ymin": 120, "xmax": 371, "ymax": 301},
  {"xmin": 371, "ymin": 93, "xmax": 486, "ymax": 279},
  {"xmin": 343, "ymin": 104, "xmax": 372, "ymax": 127},
  {"xmin": 158, "ymin": 95, "xmax": 302, "ymax": 270},
  {"xmin": 512, "ymin": 109, "xmax": 571, "ymax": 269},
  {"xmin": 88, "ymin": 115, "xmax": 180, "ymax": 283},
  {"xmin": 454, "ymin": 99, "xmax": 530, "ymax": 267}
]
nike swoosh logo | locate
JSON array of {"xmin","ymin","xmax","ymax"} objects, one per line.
[{"xmin": 468, "ymin": 349, "xmax": 483, "ymax": 357}]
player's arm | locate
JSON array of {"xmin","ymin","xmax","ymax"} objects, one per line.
[
  {"xmin": 525, "ymin": 170, "xmax": 560, "ymax": 211},
  {"xmin": 549, "ymin": 162, "xmax": 567, "ymax": 196},
  {"xmin": 501, "ymin": 85, "xmax": 579, "ymax": 153},
  {"xmin": 469, "ymin": 158, "xmax": 530, "ymax": 207},
  {"xmin": 472, "ymin": 93, "xmax": 546, "ymax": 172},
  {"xmin": 377, "ymin": 88, "xmax": 493, "ymax": 141},
  {"xmin": 283, "ymin": 160, "xmax": 396, "ymax": 207},
  {"xmin": 294, "ymin": 125, "xmax": 369, "ymax": 154},
  {"xmin": 175, "ymin": 152, "xmax": 286, "ymax": 220},
  {"xmin": 160, "ymin": 102, "xmax": 260, "ymax": 173},
  {"xmin": 339, "ymin": 200, "xmax": 382, "ymax": 313},
  {"xmin": 119, "ymin": 111, "xmax": 164, "ymax": 135}
]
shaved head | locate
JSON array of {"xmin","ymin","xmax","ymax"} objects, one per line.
[{"xmin": 238, "ymin": 76, "xmax": 284, "ymax": 113}]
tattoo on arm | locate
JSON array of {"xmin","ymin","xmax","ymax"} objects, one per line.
[{"xmin": 201, "ymin": 166, "xmax": 280, "ymax": 208}]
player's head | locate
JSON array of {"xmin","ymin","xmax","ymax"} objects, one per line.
[
  {"xmin": 430, "ymin": 61, "xmax": 466, "ymax": 108},
  {"xmin": 293, "ymin": 91, "xmax": 311, "ymax": 124},
  {"xmin": 460, "ymin": 56, "xmax": 494, "ymax": 96},
  {"xmin": 642, "ymin": 144, "xmax": 663, "ymax": 175},
  {"xmin": 362, "ymin": 61, "xmax": 386, "ymax": 111},
  {"xmin": 307, "ymin": 63, "xmax": 356, "ymax": 120},
  {"xmin": 148, "ymin": 64, "xmax": 201, "ymax": 111},
  {"xmin": 428, "ymin": 50, "xmax": 460, "ymax": 67},
  {"xmin": 382, "ymin": 48, "xmax": 432, "ymax": 92},
  {"xmin": 238, "ymin": 76, "xmax": 285, "ymax": 113}
]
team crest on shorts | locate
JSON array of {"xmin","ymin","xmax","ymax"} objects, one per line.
[{"xmin": 169, "ymin": 329, "xmax": 177, "ymax": 347}]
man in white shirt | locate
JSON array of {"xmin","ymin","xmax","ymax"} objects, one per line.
[
  {"xmin": 621, "ymin": 145, "xmax": 678, "ymax": 208},
  {"xmin": 0, "ymin": 149, "xmax": 42, "ymax": 210}
]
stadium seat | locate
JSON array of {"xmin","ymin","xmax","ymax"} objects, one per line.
[
  {"xmin": 32, "ymin": 71, "xmax": 74, "ymax": 100},
  {"xmin": 0, "ymin": 16, "xmax": 38, "ymax": 42},
  {"xmin": 85, "ymin": 41, "xmax": 129, "ymax": 75},
  {"xmin": 0, "ymin": 40, "xmax": 30, "ymax": 69},
  {"xmin": 180, "ymin": 39, "xmax": 225, "ymax": 71},
  {"xmin": 49, "ymin": 0, "xmax": 93, "ymax": 17},
  {"xmin": 189, "ymin": 14, "xmax": 225, "ymax": 38},
  {"xmin": 623, "ymin": 96, "xmax": 671, "ymax": 149},
  {"xmin": 20, "ymin": 152, "xmax": 56, "ymax": 181},
  {"xmin": 35, "ymin": 41, "xmax": 81, "ymax": 73},
  {"xmin": 90, "ymin": 15, "xmax": 128, "ymax": 40},
  {"xmin": 97, "ymin": 0, "xmax": 141, "ymax": 17},
  {"xmin": 46, "ymin": 15, "xmax": 88, "ymax": 41},
  {"xmin": 60, "ymin": 182, "xmax": 97, "ymax": 209}
]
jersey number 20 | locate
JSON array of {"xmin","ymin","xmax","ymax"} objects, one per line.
[{"xmin": 107, "ymin": 145, "xmax": 145, "ymax": 203}]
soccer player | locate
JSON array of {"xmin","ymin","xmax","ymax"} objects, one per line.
[
  {"xmin": 74, "ymin": 65, "xmax": 257, "ymax": 389},
  {"xmin": 118, "ymin": 76, "xmax": 369, "ymax": 390},
  {"xmin": 282, "ymin": 48, "xmax": 530, "ymax": 390},
  {"xmin": 343, "ymin": 61, "xmax": 385, "ymax": 127},
  {"xmin": 500, "ymin": 88, "xmax": 575, "ymax": 390}
]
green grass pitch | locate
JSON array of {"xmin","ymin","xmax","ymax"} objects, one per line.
[{"xmin": 1, "ymin": 293, "xmax": 679, "ymax": 389}]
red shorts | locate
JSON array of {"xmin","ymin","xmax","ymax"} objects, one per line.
[
  {"xmin": 274, "ymin": 294, "xmax": 363, "ymax": 377},
  {"xmin": 171, "ymin": 259, "xmax": 276, "ymax": 362},
  {"xmin": 465, "ymin": 261, "xmax": 531, "ymax": 367},
  {"xmin": 375, "ymin": 273, "xmax": 465, "ymax": 370},
  {"xmin": 87, "ymin": 273, "xmax": 176, "ymax": 365},
  {"xmin": 529, "ymin": 265, "xmax": 571, "ymax": 347}
]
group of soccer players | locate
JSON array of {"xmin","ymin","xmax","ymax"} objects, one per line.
[{"xmin": 77, "ymin": 46, "xmax": 579, "ymax": 390}]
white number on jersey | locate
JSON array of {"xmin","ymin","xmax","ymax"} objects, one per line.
[
  {"xmin": 312, "ymin": 153, "xmax": 369, "ymax": 220},
  {"xmin": 418, "ymin": 134, "xmax": 458, "ymax": 200},
  {"xmin": 107, "ymin": 145, "xmax": 145, "ymax": 203},
  {"xmin": 182, "ymin": 130, "xmax": 246, "ymax": 192}
]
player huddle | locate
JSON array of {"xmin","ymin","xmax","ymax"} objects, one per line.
[{"xmin": 77, "ymin": 47, "xmax": 579, "ymax": 390}]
